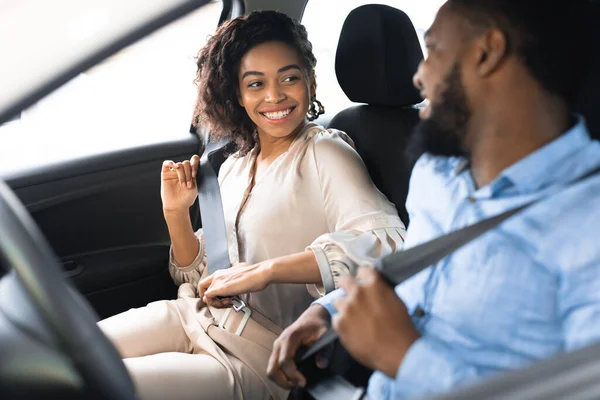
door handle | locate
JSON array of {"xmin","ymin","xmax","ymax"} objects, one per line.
[{"xmin": 62, "ymin": 260, "xmax": 84, "ymax": 278}]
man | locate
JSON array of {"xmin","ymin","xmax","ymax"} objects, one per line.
[{"xmin": 267, "ymin": 0, "xmax": 600, "ymax": 398}]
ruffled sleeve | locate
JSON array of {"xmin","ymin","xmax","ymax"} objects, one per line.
[
  {"xmin": 168, "ymin": 228, "xmax": 207, "ymax": 290},
  {"xmin": 308, "ymin": 227, "xmax": 405, "ymax": 297},
  {"xmin": 306, "ymin": 129, "xmax": 406, "ymax": 298}
]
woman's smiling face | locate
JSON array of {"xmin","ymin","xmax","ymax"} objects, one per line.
[{"xmin": 237, "ymin": 41, "xmax": 312, "ymax": 140}]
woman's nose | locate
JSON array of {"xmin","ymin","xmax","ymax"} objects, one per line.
[{"xmin": 265, "ymin": 84, "xmax": 286, "ymax": 103}]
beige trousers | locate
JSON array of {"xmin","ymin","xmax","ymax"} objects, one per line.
[{"xmin": 98, "ymin": 295, "xmax": 273, "ymax": 400}]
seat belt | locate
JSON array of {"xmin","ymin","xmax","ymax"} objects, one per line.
[
  {"xmin": 196, "ymin": 139, "xmax": 232, "ymax": 274},
  {"xmin": 297, "ymin": 164, "xmax": 600, "ymax": 400},
  {"xmin": 196, "ymin": 138, "xmax": 255, "ymax": 316}
]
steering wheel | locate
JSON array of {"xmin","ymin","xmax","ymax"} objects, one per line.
[{"xmin": 0, "ymin": 180, "xmax": 137, "ymax": 400}]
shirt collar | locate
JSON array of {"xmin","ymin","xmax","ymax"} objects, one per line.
[
  {"xmin": 493, "ymin": 115, "xmax": 591, "ymax": 194},
  {"xmin": 453, "ymin": 158, "xmax": 470, "ymax": 176}
]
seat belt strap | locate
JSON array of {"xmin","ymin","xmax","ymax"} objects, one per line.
[{"xmin": 196, "ymin": 139, "xmax": 231, "ymax": 274}]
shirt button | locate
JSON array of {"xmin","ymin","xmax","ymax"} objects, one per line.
[
  {"xmin": 413, "ymin": 307, "xmax": 426, "ymax": 318},
  {"xmin": 467, "ymin": 196, "xmax": 476, "ymax": 203}
]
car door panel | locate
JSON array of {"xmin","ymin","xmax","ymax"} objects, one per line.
[{"xmin": 6, "ymin": 134, "xmax": 201, "ymax": 319}]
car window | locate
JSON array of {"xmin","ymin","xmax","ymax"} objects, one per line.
[
  {"xmin": 302, "ymin": 0, "xmax": 445, "ymax": 119},
  {"xmin": 0, "ymin": 0, "xmax": 222, "ymax": 177}
]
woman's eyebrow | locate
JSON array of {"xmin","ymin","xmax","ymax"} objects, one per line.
[
  {"xmin": 278, "ymin": 64, "xmax": 301, "ymax": 73},
  {"xmin": 241, "ymin": 64, "xmax": 301, "ymax": 79},
  {"xmin": 241, "ymin": 70, "xmax": 264, "ymax": 79}
]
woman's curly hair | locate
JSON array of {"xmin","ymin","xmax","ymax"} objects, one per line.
[{"xmin": 192, "ymin": 10, "xmax": 322, "ymax": 156}]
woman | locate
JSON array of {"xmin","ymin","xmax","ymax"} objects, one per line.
[{"xmin": 99, "ymin": 10, "xmax": 405, "ymax": 400}]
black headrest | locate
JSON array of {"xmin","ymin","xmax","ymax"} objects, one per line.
[{"xmin": 335, "ymin": 4, "xmax": 424, "ymax": 107}]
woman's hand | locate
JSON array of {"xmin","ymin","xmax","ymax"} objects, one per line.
[
  {"xmin": 161, "ymin": 155, "xmax": 200, "ymax": 212},
  {"xmin": 198, "ymin": 262, "xmax": 273, "ymax": 305}
]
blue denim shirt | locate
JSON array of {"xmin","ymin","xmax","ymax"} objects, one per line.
[{"xmin": 315, "ymin": 118, "xmax": 600, "ymax": 399}]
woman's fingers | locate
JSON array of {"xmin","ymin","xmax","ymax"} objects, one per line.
[
  {"xmin": 162, "ymin": 160, "xmax": 178, "ymax": 179},
  {"xmin": 162, "ymin": 157, "xmax": 199, "ymax": 188},
  {"xmin": 172, "ymin": 162, "xmax": 191, "ymax": 189},
  {"xmin": 205, "ymin": 279, "xmax": 237, "ymax": 300},
  {"xmin": 204, "ymin": 279, "xmax": 230, "ymax": 297},
  {"xmin": 198, "ymin": 275, "xmax": 213, "ymax": 299},
  {"xmin": 174, "ymin": 163, "xmax": 186, "ymax": 185},
  {"xmin": 190, "ymin": 155, "xmax": 200, "ymax": 179},
  {"xmin": 162, "ymin": 160, "xmax": 174, "ymax": 172},
  {"xmin": 182, "ymin": 160, "xmax": 194, "ymax": 189},
  {"xmin": 204, "ymin": 296, "xmax": 232, "ymax": 308}
]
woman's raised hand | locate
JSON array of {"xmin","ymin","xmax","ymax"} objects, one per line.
[{"xmin": 161, "ymin": 155, "xmax": 200, "ymax": 212}]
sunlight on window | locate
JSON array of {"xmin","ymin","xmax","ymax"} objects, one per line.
[{"xmin": 0, "ymin": 1, "xmax": 222, "ymax": 176}]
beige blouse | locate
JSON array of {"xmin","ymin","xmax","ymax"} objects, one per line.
[{"xmin": 169, "ymin": 122, "xmax": 405, "ymax": 329}]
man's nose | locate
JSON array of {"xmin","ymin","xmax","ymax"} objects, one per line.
[{"xmin": 413, "ymin": 61, "xmax": 424, "ymax": 91}]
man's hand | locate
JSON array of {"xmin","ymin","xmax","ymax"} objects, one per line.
[
  {"xmin": 267, "ymin": 305, "xmax": 331, "ymax": 389},
  {"xmin": 198, "ymin": 262, "xmax": 270, "ymax": 306},
  {"xmin": 333, "ymin": 267, "xmax": 421, "ymax": 378}
]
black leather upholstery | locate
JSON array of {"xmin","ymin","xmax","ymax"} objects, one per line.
[{"xmin": 328, "ymin": 4, "xmax": 424, "ymax": 225}]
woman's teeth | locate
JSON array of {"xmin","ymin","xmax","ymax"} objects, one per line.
[{"xmin": 262, "ymin": 108, "xmax": 292, "ymax": 120}]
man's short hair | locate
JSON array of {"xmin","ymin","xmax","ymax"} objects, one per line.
[{"xmin": 449, "ymin": 0, "xmax": 593, "ymax": 107}]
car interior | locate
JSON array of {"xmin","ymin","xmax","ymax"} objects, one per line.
[{"xmin": 1, "ymin": 0, "xmax": 599, "ymax": 399}]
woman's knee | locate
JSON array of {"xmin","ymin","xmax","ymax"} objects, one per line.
[{"xmin": 98, "ymin": 300, "xmax": 192, "ymax": 358}]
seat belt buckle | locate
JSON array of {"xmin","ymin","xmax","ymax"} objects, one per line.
[{"xmin": 218, "ymin": 298, "xmax": 253, "ymax": 336}]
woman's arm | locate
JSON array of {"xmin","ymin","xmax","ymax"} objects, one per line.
[
  {"xmin": 305, "ymin": 130, "xmax": 405, "ymax": 296},
  {"xmin": 265, "ymin": 250, "xmax": 321, "ymax": 284},
  {"xmin": 161, "ymin": 156, "xmax": 207, "ymax": 289},
  {"xmin": 164, "ymin": 208, "xmax": 200, "ymax": 268},
  {"xmin": 198, "ymin": 250, "xmax": 321, "ymax": 302}
]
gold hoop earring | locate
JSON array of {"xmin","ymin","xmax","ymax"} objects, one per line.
[{"xmin": 307, "ymin": 96, "xmax": 325, "ymax": 121}]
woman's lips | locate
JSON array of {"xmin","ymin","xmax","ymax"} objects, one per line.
[{"xmin": 260, "ymin": 106, "xmax": 296, "ymax": 123}]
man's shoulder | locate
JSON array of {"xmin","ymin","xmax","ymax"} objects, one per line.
[
  {"xmin": 546, "ymin": 172, "xmax": 600, "ymax": 225},
  {"xmin": 528, "ymin": 171, "xmax": 600, "ymax": 271}
]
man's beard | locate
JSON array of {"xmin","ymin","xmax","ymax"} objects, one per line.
[{"xmin": 406, "ymin": 62, "xmax": 472, "ymax": 162}]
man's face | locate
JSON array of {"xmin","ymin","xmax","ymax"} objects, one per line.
[{"xmin": 408, "ymin": 3, "xmax": 473, "ymax": 159}]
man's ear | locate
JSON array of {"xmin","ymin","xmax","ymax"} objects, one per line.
[{"xmin": 474, "ymin": 28, "xmax": 508, "ymax": 77}]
